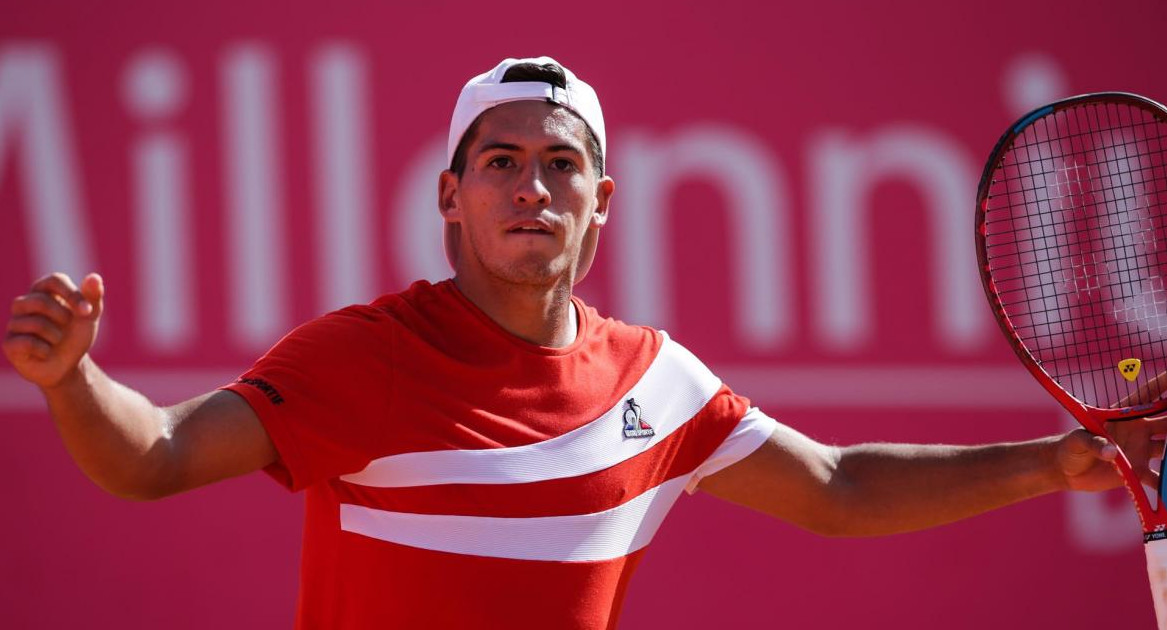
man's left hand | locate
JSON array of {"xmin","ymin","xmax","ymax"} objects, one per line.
[{"xmin": 1057, "ymin": 418, "xmax": 1167, "ymax": 492}]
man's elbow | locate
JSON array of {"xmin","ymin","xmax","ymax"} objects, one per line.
[
  {"xmin": 107, "ymin": 480, "xmax": 178, "ymax": 502},
  {"xmin": 793, "ymin": 509, "xmax": 860, "ymax": 538},
  {"xmin": 795, "ymin": 501, "xmax": 914, "ymax": 539},
  {"xmin": 787, "ymin": 483, "xmax": 880, "ymax": 538},
  {"xmin": 84, "ymin": 459, "xmax": 184, "ymax": 502}
]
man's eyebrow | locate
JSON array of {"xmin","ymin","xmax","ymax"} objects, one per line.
[
  {"xmin": 475, "ymin": 141, "xmax": 585, "ymax": 155},
  {"xmin": 477, "ymin": 141, "xmax": 523, "ymax": 153},
  {"xmin": 545, "ymin": 144, "xmax": 584, "ymax": 155}
]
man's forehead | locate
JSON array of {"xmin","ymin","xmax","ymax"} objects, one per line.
[{"xmin": 469, "ymin": 101, "xmax": 590, "ymax": 152}]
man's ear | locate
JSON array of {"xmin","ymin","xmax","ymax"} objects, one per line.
[
  {"xmin": 438, "ymin": 170, "xmax": 463, "ymax": 271},
  {"xmin": 591, "ymin": 176, "xmax": 615, "ymax": 228},
  {"xmin": 438, "ymin": 170, "xmax": 461, "ymax": 223}
]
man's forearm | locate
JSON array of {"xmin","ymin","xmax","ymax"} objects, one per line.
[
  {"xmin": 41, "ymin": 355, "xmax": 175, "ymax": 500},
  {"xmin": 827, "ymin": 438, "xmax": 1066, "ymax": 536}
]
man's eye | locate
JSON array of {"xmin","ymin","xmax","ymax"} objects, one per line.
[
  {"xmin": 488, "ymin": 156, "xmax": 514, "ymax": 168},
  {"xmin": 550, "ymin": 158, "xmax": 577, "ymax": 172}
]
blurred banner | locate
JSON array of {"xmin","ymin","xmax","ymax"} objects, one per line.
[{"xmin": 2, "ymin": 1, "xmax": 1165, "ymax": 627}]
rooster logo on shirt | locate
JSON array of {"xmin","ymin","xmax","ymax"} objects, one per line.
[{"xmin": 622, "ymin": 398, "xmax": 655, "ymax": 439}]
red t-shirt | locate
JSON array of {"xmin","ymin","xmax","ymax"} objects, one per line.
[{"xmin": 223, "ymin": 280, "xmax": 776, "ymax": 629}]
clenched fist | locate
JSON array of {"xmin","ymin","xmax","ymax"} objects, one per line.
[{"xmin": 4, "ymin": 272, "xmax": 105, "ymax": 389}]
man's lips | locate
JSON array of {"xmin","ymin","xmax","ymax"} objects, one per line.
[{"xmin": 506, "ymin": 219, "xmax": 555, "ymax": 235}]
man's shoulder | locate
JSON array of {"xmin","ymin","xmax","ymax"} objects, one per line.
[
  {"xmin": 573, "ymin": 298, "xmax": 667, "ymax": 359},
  {"xmin": 576, "ymin": 301, "xmax": 717, "ymax": 380},
  {"xmin": 318, "ymin": 279, "xmax": 457, "ymax": 332},
  {"xmin": 366, "ymin": 279, "xmax": 450, "ymax": 312},
  {"xmin": 283, "ymin": 281, "xmax": 450, "ymax": 345},
  {"xmin": 575, "ymin": 296, "xmax": 659, "ymax": 333}
]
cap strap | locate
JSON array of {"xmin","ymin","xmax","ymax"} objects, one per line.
[{"xmin": 466, "ymin": 81, "xmax": 572, "ymax": 108}]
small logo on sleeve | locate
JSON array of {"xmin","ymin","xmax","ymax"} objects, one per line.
[
  {"xmin": 237, "ymin": 377, "xmax": 285, "ymax": 405},
  {"xmin": 621, "ymin": 398, "xmax": 655, "ymax": 439}
]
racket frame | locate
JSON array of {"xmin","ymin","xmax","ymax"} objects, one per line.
[{"xmin": 975, "ymin": 91, "xmax": 1167, "ymax": 540}]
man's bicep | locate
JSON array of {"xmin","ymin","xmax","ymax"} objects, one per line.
[
  {"xmin": 163, "ymin": 389, "xmax": 278, "ymax": 495},
  {"xmin": 696, "ymin": 421, "xmax": 844, "ymax": 533}
]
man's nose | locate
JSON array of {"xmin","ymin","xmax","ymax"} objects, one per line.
[{"xmin": 514, "ymin": 164, "xmax": 551, "ymax": 207}]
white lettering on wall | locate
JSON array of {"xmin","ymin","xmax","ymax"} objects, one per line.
[
  {"xmin": 221, "ymin": 44, "xmax": 287, "ymax": 348},
  {"xmin": 1002, "ymin": 52, "xmax": 1068, "ymax": 119},
  {"xmin": 393, "ymin": 137, "xmax": 449, "ymax": 285},
  {"xmin": 1, "ymin": 46, "xmax": 1134, "ymax": 558},
  {"xmin": 124, "ymin": 49, "xmax": 193, "ymax": 351},
  {"xmin": 0, "ymin": 44, "xmax": 93, "ymax": 281},
  {"xmin": 311, "ymin": 43, "xmax": 374, "ymax": 311},
  {"xmin": 808, "ymin": 126, "xmax": 984, "ymax": 351},
  {"xmin": 614, "ymin": 125, "xmax": 792, "ymax": 349}
]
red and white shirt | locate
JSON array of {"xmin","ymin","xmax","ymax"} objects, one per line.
[{"xmin": 223, "ymin": 279, "xmax": 777, "ymax": 629}]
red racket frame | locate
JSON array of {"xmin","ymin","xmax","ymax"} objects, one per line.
[{"xmin": 975, "ymin": 92, "xmax": 1167, "ymax": 541}]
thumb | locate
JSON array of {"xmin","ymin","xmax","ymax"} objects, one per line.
[
  {"xmin": 78, "ymin": 273, "xmax": 104, "ymax": 320},
  {"xmin": 1090, "ymin": 434, "xmax": 1118, "ymax": 462},
  {"xmin": 1060, "ymin": 430, "xmax": 1115, "ymax": 475}
]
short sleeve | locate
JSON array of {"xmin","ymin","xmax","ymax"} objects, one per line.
[
  {"xmin": 684, "ymin": 407, "xmax": 779, "ymax": 494},
  {"xmin": 221, "ymin": 305, "xmax": 396, "ymax": 491},
  {"xmin": 652, "ymin": 332, "xmax": 780, "ymax": 495}
]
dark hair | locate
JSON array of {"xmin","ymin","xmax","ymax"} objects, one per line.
[{"xmin": 449, "ymin": 62, "xmax": 604, "ymax": 178}]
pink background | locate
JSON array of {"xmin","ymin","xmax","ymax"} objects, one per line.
[{"xmin": 3, "ymin": 0, "xmax": 1166, "ymax": 627}]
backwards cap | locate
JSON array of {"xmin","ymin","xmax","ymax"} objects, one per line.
[
  {"xmin": 447, "ymin": 56, "xmax": 606, "ymax": 168},
  {"xmin": 444, "ymin": 57, "xmax": 608, "ymax": 283}
]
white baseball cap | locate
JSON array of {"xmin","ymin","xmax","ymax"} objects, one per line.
[
  {"xmin": 444, "ymin": 57, "xmax": 608, "ymax": 283},
  {"xmin": 447, "ymin": 56, "xmax": 606, "ymax": 169}
]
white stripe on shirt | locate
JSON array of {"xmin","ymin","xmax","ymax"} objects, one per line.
[
  {"xmin": 340, "ymin": 475, "xmax": 692, "ymax": 562},
  {"xmin": 339, "ymin": 333, "xmax": 722, "ymax": 488}
]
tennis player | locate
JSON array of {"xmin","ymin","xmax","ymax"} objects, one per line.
[{"xmin": 4, "ymin": 57, "xmax": 1164, "ymax": 629}]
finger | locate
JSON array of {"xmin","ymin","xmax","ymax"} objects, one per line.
[
  {"xmin": 2, "ymin": 333, "xmax": 53, "ymax": 361},
  {"xmin": 1078, "ymin": 430, "xmax": 1117, "ymax": 459},
  {"xmin": 1110, "ymin": 415, "xmax": 1167, "ymax": 425},
  {"xmin": 1141, "ymin": 464, "xmax": 1162, "ymax": 489},
  {"xmin": 28, "ymin": 272, "xmax": 92, "ymax": 317},
  {"xmin": 1116, "ymin": 372, "xmax": 1167, "ymax": 406},
  {"xmin": 1107, "ymin": 418, "xmax": 1167, "ymax": 450},
  {"xmin": 6, "ymin": 314, "xmax": 65, "ymax": 346},
  {"xmin": 1139, "ymin": 416, "xmax": 1167, "ymax": 429},
  {"xmin": 10, "ymin": 293, "xmax": 73, "ymax": 328},
  {"xmin": 1093, "ymin": 435, "xmax": 1119, "ymax": 462},
  {"xmin": 78, "ymin": 273, "xmax": 104, "ymax": 319},
  {"xmin": 1102, "ymin": 420, "xmax": 1122, "ymax": 438},
  {"xmin": 29, "ymin": 272, "xmax": 79, "ymax": 296}
]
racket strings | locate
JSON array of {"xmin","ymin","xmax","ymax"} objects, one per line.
[
  {"xmin": 988, "ymin": 204, "xmax": 1167, "ymax": 292},
  {"xmin": 982, "ymin": 166, "xmax": 1167, "ymax": 238},
  {"xmin": 987, "ymin": 212, "xmax": 1167, "ymax": 285},
  {"xmin": 1006, "ymin": 120, "xmax": 1167, "ymax": 165},
  {"xmin": 983, "ymin": 101, "xmax": 1167, "ymax": 408}
]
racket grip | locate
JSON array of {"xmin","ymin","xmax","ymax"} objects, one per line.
[
  {"xmin": 1154, "ymin": 455, "xmax": 1167, "ymax": 629},
  {"xmin": 1146, "ymin": 539, "xmax": 1167, "ymax": 628}
]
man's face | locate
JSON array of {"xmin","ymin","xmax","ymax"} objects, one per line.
[{"xmin": 439, "ymin": 100, "xmax": 614, "ymax": 288}]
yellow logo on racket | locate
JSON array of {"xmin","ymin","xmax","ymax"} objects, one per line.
[{"xmin": 1119, "ymin": 358, "xmax": 1142, "ymax": 382}]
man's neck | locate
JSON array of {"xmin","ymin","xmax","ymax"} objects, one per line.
[{"xmin": 452, "ymin": 273, "xmax": 578, "ymax": 348}]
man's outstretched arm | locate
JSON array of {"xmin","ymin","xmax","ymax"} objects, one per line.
[
  {"xmin": 697, "ymin": 417, "xmax": 1165, "ymax": 537},
  {"xmin": 4, "ymin": 272, "xmax": 276, "ymax": 500}
]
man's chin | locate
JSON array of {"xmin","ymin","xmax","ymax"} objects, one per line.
[{"xmin": 490, "ymin": 257, "xmax": 574, "ymax": 287}]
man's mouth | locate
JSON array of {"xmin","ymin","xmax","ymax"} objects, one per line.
[{"xmin": 507, "ymin": 221, "xmax": 554, "ymax": 235}]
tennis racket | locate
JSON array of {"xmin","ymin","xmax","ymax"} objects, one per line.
[{"xmin": 976, "ymin": 92, "xmax": 1167, "ymax": 627}]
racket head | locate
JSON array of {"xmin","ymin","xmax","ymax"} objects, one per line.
[{"xmin": 975, "ymin": 92, "xmax": 1167, "ymax": 535}]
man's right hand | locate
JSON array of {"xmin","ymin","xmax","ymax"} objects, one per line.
[
  {"xmin": 3, "ymin": 272, "xmax": 104, "ymax": 389},
  {"xmin": 4, "ymin": 271, "xmax": 276, "ymax": 499}
]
